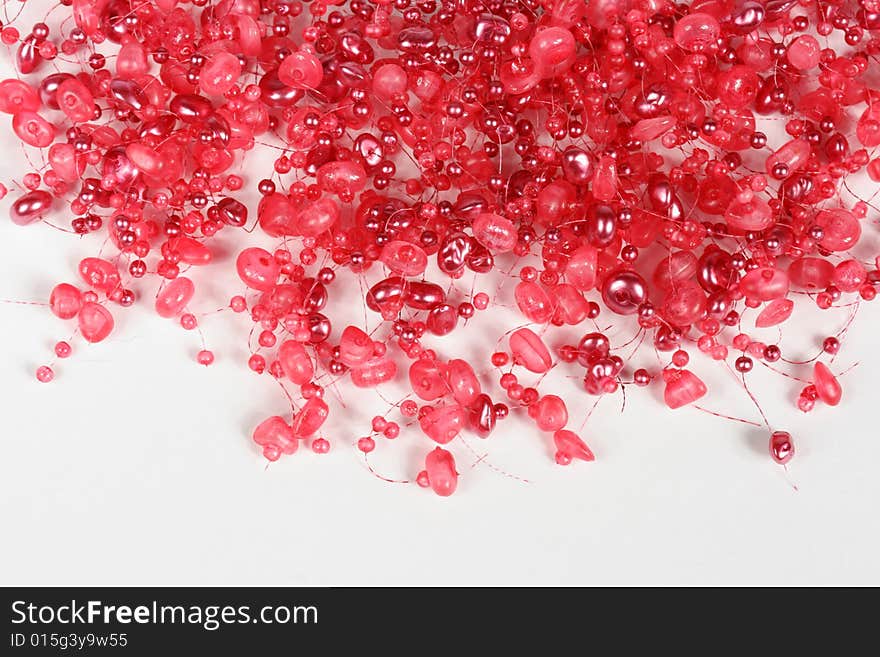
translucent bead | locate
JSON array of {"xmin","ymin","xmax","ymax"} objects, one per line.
[
  {"xmin": 236, "ymin": 248, "xmax": 280, "ymax": 291},
  {"xmin": 445, "ymin": 359, "xmax": 481, "ymax": 406},
  {"xmin": 372, "ymin": 63, "xmax": 407, "ymax": 100},
  {"xmin": 0, "ymin": 79, "xmax": 40, "ymax": 114},
  {"xmin": 48, "ymin": 143, "xmax": 85, "ymax": 182},
  {"xmin": 316, "ymin": 160, "xmax": 367, "ymax": 196},
  {"xmin": 12, "ymin": 111, "xmax": 55, "ymax": 148},
  {"xmin": 833, "ymin": 260, "xmax": 867, "ymax": 293},
  {"xmin": 786, "ymin": 35, "xmax": 821, "ymax": 70},
  {"xmin": 662, "ymin": 281, "xmax": 707, "ymax": 326},
  {"xmin": 725, "ymin": 192, "xmax": 773, "ymax": 232},
  {"xmin": 715, "ymin": 65, "xmax": 759, "ymax": 109},
  {"xmin": 155, "ymin": 277, "xmax": 194, "ymax": 318},
  {"xmin": 78, "ymin": 302, "xmax": 114, "ymax": 343},
  {"xmin": 419, "ymin": 404, "xmax": 466, "ymax": 444},
  {"xmin": 755, "ymin": 298, "xmax": 794, "ymax": 328},
  {"xmin": 252, "ymin": 416, "xmax": 297, "ymax": 461},
  {"xmin": 552, "ymin": 283, "xmax": 589, "ymax": 324},
  {"xmin": 278, "ymin": 50, "xmax": 323, "ymax": 89},
  {"xmin": 535, "ymin": 180, "xmax": 575, "ymax": 226},
  {"xmin": 424, "ymin": 447, "xmax": 458, "ymax": 497},
  {"xmin": 296, "ymin": 197, "xmax": 339, "ymax": 236},
  {"xmin": 663, "ymin": 369, "xmax": 708, "ymax": 409},
  {"xmin": 592, "ymin": 155, "xmax": 617, "ymax": 201},
  {"xmin": 56, "ymin": 77, "xmax": 95, "ymax": 122},
  {"xmin": 338, "ymin": 326, "xmax": 374, "ymax": 367},
  {"xmin": 278, "ymin": 340, "xmax": 314, "ymax": 385},
  {"xmin": 380, "ymin": 241, "xmax": 428, "ymax": 276},
  {"xmin": 529, "ymin": 395, "xmax": 568, "ymax": 432},
  {"xmin": 78, "ymin": 258, "xmax": 121, "ymax": 294},
  {"xmin": 739, "ymin": 267, "xmax": 790, "ymax": 301},
  {"xmin": 200, "ymin": 52, "xmax": 242, "ymax": 96},
  {"xmin": 654, "ymin": 251, "xmax": 698, "ymax": 291},
  {"xmin": 514, "ymin": 280, "xmax": 555, "ymax": 323},
  {"xmin": 509, "ymin": 328, "xmax": 552, "ymax": 373},
  {"xmin": 49, "ymin": 283, "xmax": 83, "ymax": 320},
  {"xmin": 765, "ymin": 138, "xmax": 811, "ymax": 175},
  {"xmin": 673, "ymin": 13, "xmax": 721, "ymax": 52},
  {"xmin": 350, "ymin": 358, "xmax": 397, "ymax": 388},
  {"xmin": 10, "ymin": 190, "xmax": 52, "ymax": 226},
  {"xmin": 409, "ymin": 358, "xmax": 448, "ymax": 401},
  {"xmin": 472, "ymin": 212, "xmax": 517, "ymax": 252},
  {"xmin": 291, "ymin": 397, "xmax": 329, "ymax": 438},
  {"xmin": 528, "ymin": 26, "xmax": 576, "ymax": 78},
  {"xmin": 813, "ymin": 209, "xmax": 861, "ymax": 252},
  {"xmin": 789, "ymin": 257, "xmax": 834, "ymax": 290},
  {"xmin": 116, "ymin": 41, "xmax": 148, "ymax": 78},
  {"xmin": 174, "ymin": 236, "xmax": 213, "ymax": 266},
  {"xmin": 813, "ymin": 362, "xmax": 842, "ymax": 406},
  {"xmin": 553, "ymin": 429, "xmax": 595, "ymax": 463},
  {"xmin": 565, "ymin": 245, "xmax": 599, "ymax": 291}
]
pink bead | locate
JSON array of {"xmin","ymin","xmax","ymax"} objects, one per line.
[
  {"xmin": 552, "ymin": 283, "xmax": 589, "ymax": 325},
  {"xmin": 419, "ymin": 404, "xmax": 467, "ymax": 444},
  {"xmin": 739, "ymin": 267, "xmax": 790, "ymax": 301},
  {"xmin": 662, "ymin": 281, "xmax": 707, "ymax": 326},
  {"xmin": 48, "ymin": 143, "xmax": 85, "ymax": 182},
  {"xmin": 252, "ymin": 416, "xmax": 298, "ymax": 461},
  {"xmin": 278, "ymin": 50, "xmax": 323, "ymax": 89},
  {"xmin": 530, "ymin": 395, "xmax": 568, "ymax": 432},
  {"xmin": 424, "ymin": 447, "xmax": 458, "ymax": 497},
  {"xmin": 350, "ymin": 358, "xmax": 397, "ymax": 388},
  {"xmin": 813, "ymin": 209, "xmax": 861, "ymax": 252},
  {"xmin": 857, "ymin": 104, "xmax": 880, "ymax": 148},
  {"xmin": 602, "ymin": 270, "xmax": 648, "ymax": 315},
  {"xmin": 813, "ymin": 362, "xmax": 842, "ymax": 406},
  {"xmin": 445, "ymin": 359, "xmax": 481, "ymax": 406},
  {"xmin": 155, "ymin": 277, "xmax": 195, "ymax": 318},
  {"xmin": 663, "ymin": 369, "xmax": 708, "ymax": 409},
  {"xmin": 316, "ymin": 160, "xmax": 366, "ymax": 196},
  {"xmin": 654, "ymin": 251, "xmax": 698, "ymax": 291},
  {"xmin": 769, "ymin": 431, "xmax": 794, "ymax": 465},
  {"xmin": 56, "ymin": 78, "xmax": 95, "ymax": 122},
  {"xmin": 338, "ymin": 326, "xmax": 375, "ymax": 367},
  {"xmin": 10, "ymin": 190, "xmax": 52, "ymax": 226},
  {"xmin": 832, "ymin": 260, "xmax": 867, "ymax": 293},
  {"xmin": 78, "ymin": 302, "xmax": 114, "ymax": 343},
  {"xmin": 787, "ymin": 35, "xmax": 821, "ymax": 70},
  {"xmin": 514, "ymin": 280, "xmax": 555, "ymax": 323},
  {"xmin": 535, "ymin": 180, "xmax": 575, "ymax": 225},
  {"xmin": 789, "ymin": 257, "xmax": 834, "ymax": 290},
  {"xmin": 0, "ymin": 79, "xmax": 40, "ymax": 114},
  {"xmin": 592, "ymin": 155, "xmax": 617, "ymax": 201},
  {"xmin": 291, "ymin": 397, "xmax": 329, "ymax": 438},
  {"xmin": 755, "ymin": 298, "xmax": 794, "ymax": 328},
  {"xmin": 200, "ymin": 52, "xmax": 242, "ymax": 96},
  {"xmin": 12, "ymin": 111, "xmax": 55, "ymax": 148},
  {"xmin": 528, "ymin": 26, "xmax": 576, "ymax": 78},
  {"xmin": 472, "ymin": 212, "xmax": 517, "ymax": 252},
  {"xmin": 553, "ymin": 429, "xmax": 594, "ymax": 463},
  {"xmin": 116, "ymin": 41, "xmax": 148, "ymax": 78},
  {"xmin": 49, "ymin": 283, "xmax": 83, "ymax": 320},
  {"xmin": 509, "ymin": 328, "xmax": 552, "ymax": 373},
  {"xmin": 296, "ymin": 197, "xmax": 339, "ymax": 236},
  {"xmin": 765, "ymin": 138, "xmax": 811, "ymax": 175},
  {"xmin": 565, "ymin": 245, "xmax": 599, "ymax": 291},
  {"xmin": 409, "ymin": 358, "xmax": 448, "ymax": 401},
  {"xmin": 673, "ymin": 13, "xmax": 721, "ymax": 52},
  {"xmin": 174, "ymin": 237, "xmax": 213, "ymax": 266},
  {"xmin": 278, "ymin": 340, "xmax": 314, "ymax": 385},
  {"xmin": 236, "ymin": 248, "xmax": 279, "ymax": 292},
  {"xmin": 725, "ymin": 192, "xmax": 773, "ymax": 232},
  {"xmin": 380, "ymin": 241, "xmax": 428, "ymax": 276},
  {"xmin": 78, "ymin": 258, "xmax": 121, "ymax": 294},
  {"xmin": 372, "ymin": 63, "xmax": 408, "ymax": 100},
  {"xmin": 715, "ymin": 65, "xmax": 759, "ymax": 109}
]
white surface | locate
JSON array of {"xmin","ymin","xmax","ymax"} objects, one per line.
[{"xmin": 1, "ymin": 47, "xmax": 879, "ymax": 588}]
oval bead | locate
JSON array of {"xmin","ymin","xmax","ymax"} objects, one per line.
[
  {"xmin": 472, "ymin": 212, "xmax": 517, "ymax": 252},
  {"xmin": 291, "ymin": 397, "xmax": 329, "ymax": 437},
  {"xmin": 0, "ymin": 79, "xmax": 40, "ymax": 114},
  {"xmin": 12, "ymin": 111, "xmax": 55, "ymax": 148},
  {"xmin": 78, "ymin": 258, "xmax": 121, "ymax": 294},
  {"xmin": 277, "ymin": 341, "xmax": 314, "ymax": 385},
  {"xmin": 200, "ymin": 52, "xmax": 242, "ymax": 96},
  {"xmin": 296, "ymin": 197, "xmax": 339, "ymax": 236},
  {"xmin": 236, "ymin": 248, "xmax": 279, "ymax": 292},
  {"xmin": 350, "ymin": 358, "xmax": 397, "ymax": 388},
  {"xmin": 252, "ymin": 416, "xmax": 297, "ymax": 461},
  {"xmin": 10, "ymin": 190, "xmax": 53, "ymax": 226},
  {"xmin": 509, "ymin": 328, "xmax": 552, "ymax": 373},
  {"xmin": 409, "ymin": 359, "xmax": 448, "ymax": 401},
  {"xmin": 789, "ymin": 257, "xmax": 834, "ymax": 289},
  {"xmin": 380, "ymin": 241, "xmax": 428, "ymax": 276},
  {"xmin": 155, "ymin": 277, "xmax": 195, "ymax": 318},
  {"xmin": 755, "ymin": 298, "xmax": 794, "ymax": 328},
  {"xmin": 554, "ymin": 430, "xmax": 595, "ymax": 462},
  {"xmin": 515, "ymin": 281, "xmax": 555, "ymax": 324},
  {"xmin": 739, "ymin": 267, "xmax": 789, "ymax": 301},
  {"xmin": 338, "ymin": 326, "xmax": 375, "ymax": 367},
  {"xmin": 424, "ymin": 447, "xmax": 458, "ymax": 497},
  {"xmin": 445, "ymin": 359, "xmax": 481, "ymax": 406},
  {"xmin": 530, "ymin": 395, "xmax": 568, "ymax": 432}
]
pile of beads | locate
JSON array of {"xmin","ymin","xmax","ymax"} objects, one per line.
[{"xmin": 2, "ymin": 0, "xmax": 878, "ymax": 495}]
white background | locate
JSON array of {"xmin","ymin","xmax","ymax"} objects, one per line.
[{"xmin": 1, "ymin": 26, "xmax": 879, "ymax": 587}]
